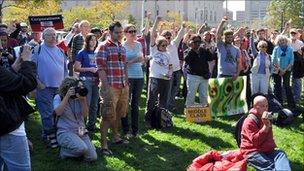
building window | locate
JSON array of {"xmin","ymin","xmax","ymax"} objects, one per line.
[
  {"xmin": 157, "ymin": 10, "xmax": 159, "ymax": 15},
  {"xmin": 210, "ymin": 11, "xmax": 213, "ymax": 21}
]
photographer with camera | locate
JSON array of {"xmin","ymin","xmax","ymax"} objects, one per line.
[
  {"xmin": 240, "ymin": 95, "xmax": 291, "ymax": 170},
  {"xmin": 0, "ymin": 45, "xmax": 37, "ymax": 171},
  {"xmin": 53, "ymin": 77, "xmax": 97, "ymax": 161}
]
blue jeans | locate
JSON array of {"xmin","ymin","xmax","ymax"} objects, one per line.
[
  {"xmin": 121, "ymin": 78, "xmax": 144, "ymax": 134},
  {"xmin": 36, "ymin": 87, "xmax": 58, "ymax": 137},
  {"xmin": 185, "ymin": 74, "xmax": 208, "ymax": 107},
  {"xmin": 167, "ymin": 70, "xmax": 182, "ymax": 110},
  {"xmin": 251, "ymin": 73, "xmax": 269, "ymax": 95},
  {"xmin": 292, "ymin": 78, "xmax": 302, "ymax": 103},
  {"xmin": 273, "ymin": 72, "xmax": 295, "ymax": 108},
  {"xmin": 57, "ymin": 132, "xmax": 97, "ymax": 161},
  {"xmin": 83, "ymin": 79, "xmax": 99, "ymax": 131},
  {"xmin": 0, "ymin": 134, "xmax": 31, "ymax": 171},
  {"xmin": 247, "ymin": 150, "xmax": 291, "ymax": 171},
  {"xmin": 145, "ymin": 78, "xmax": 170, "ymax": 121}
]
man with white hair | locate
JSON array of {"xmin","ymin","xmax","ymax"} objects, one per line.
[{"xmin": 32, "ymin": 27, "xmax": 67, "ymax": 148}]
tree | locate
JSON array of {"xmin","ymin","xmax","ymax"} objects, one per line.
[
  {"xmin": 63, "ymin": 0, "xmax": 129, "ymax": 29},
  {"xmin": 266, "ymin": 0, "xmax": 302, "ymax": 30},
  {"xmin": 127, "ymin": 14, "xmax": 137, "ymax": 26},
  {"xmin": 1, "ymin": 0, "xmax": 61, "ymax": 23}
]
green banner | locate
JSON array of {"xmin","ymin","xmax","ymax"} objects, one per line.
[{"xmin": 208, "ymin": 76, "xmax": 248, "ymax": 117}]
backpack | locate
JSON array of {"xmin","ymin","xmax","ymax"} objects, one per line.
[
  {"xmin": 150, "ymin": 106, "xmax": 173, "ymax": 129},
  {"xmin": 234, "ymin": 114, "xmax": 259, "ymax": 147}
]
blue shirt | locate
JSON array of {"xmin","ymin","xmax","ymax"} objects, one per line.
[
  {"xmin": 76, "ymin": 49, "xmax": 97, "ymax": 78},
  {"xmin": 271, "ymin": 46, "xmax": 294, "ymax": 71},
  {"xmin": 217, "ymin": 41, "xmax": 240, "ymax": 76},
  {"xmin": 123, "ymin": 42, "xmax": 144, "ymax": 78},
  {"xmin": 32, "ymin": 43, "xmax": 67, "ymax": 87}
]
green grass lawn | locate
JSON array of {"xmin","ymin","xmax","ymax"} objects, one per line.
[{"xmin": 26, "ymin": 89, "xmax": 304, "ymax": 171}]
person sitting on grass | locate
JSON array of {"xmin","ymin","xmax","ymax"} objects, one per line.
[
  {"xmin": 240, "ymin": 95, "xmax": 291, "ymax": 170},
  {"xmin": 53, "ymin": 77, "xmax": 97, "ymax": 162}
]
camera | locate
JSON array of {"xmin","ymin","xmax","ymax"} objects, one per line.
[
  {"xmin": 70, "ymin": 80, "xmax": 88, "ymax": 99},
  {"xmin": 0, "ymin": 50, "xmax": 12, "ymax": 68},
  {"xmin": 267, "ymin": 112, "xmax": 278, "ymax": 122}
]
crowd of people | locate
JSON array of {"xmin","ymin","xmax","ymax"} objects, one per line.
[{"xmin": 0, "ymin": 12, "xmax": 303, "ymax": 170}]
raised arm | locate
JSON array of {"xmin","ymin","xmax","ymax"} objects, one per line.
[
  {"xmin": 150, "ymin": 16, "xmax": 161, "ymax": 47},
  {"xmin": 172, "ymin": 22, "xmax": 186, "ymax": 46},
  {"xmin": 250, "ymin": 30, "xmax": 258, "ymax": 57},
  {"xmin": 142, "ymin": 12, "xmax": 151, "ymax": 36},
  {"xmin": 216, "ymin": 17, "xmax": 228, "ymax": 42}
]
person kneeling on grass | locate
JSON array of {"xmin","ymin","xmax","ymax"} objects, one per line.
[
  {"xmin": 53, "ymin": 77, "xmax": 97, "ymax": 161},
  {"xmin": 240, "ymin": 95, "xmax": 291, "ymax": 170}
]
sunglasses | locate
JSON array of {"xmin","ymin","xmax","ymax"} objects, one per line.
[
  {"xmin": 160, "ymin": 44, "xmax": 168, "ymax": 48},
  {"xmin": 127, "ymin": 30, "xmax": 137, "ymax": 34},
  {"xmin": 193, "ymin": 40, "xmax": 202, "ymax": 44},
  {"xmin": 260, "ymin": 46, "xmax": 267, "ymax": 49},
  {"xmin": 165, "ymin": 35, "xmax": 172, "ymax": 39}
]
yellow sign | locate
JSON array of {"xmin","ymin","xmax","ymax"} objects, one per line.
[{"xmin": 185, "ymin": 106, "xmax": 212, "ymax": 123}]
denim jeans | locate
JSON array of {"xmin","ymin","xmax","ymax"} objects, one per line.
[
  {"xmin": 57, "ymin": 132, "xmax": 97, "ymax": 161},
  {"xmin": 292, "ymin": 78, "xmax": 302, "ymax": 103},
  {"xmin": 83, "ymin": 79, "xmax": 99, "ymax": 131},
  {"xmin": 121, "ymin": 78, "xmax": 144, "ymax": 134},
  {"xmin": 145, "ymin": 78, "xmax": 170, "ymax": 121},
  {"xmin": 36, "ymin": 87, "xmax": 58, "ymax": 137},
  {"xmin": 247, "ymin": 150, "xmax": 291, "ymax": 171},
  {"xmin": 185, "ymin": 74, "xmax": 208, "ymax": 107},
  {"xmin": 251, "ymin": 73, "xmax": 269, "ymax": 95},
  {"xmin": 167, "ymin": 70, "xmax": 182, "ymax": 111},
  {"xmin": 0, "ymin": 134, "xmax": 31, "ymax": 171},
  {"xmin": 273, "ymin": 72, "xmax": 295, "ymax": 108}
]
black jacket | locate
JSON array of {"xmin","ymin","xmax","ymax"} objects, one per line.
[
  {"xmin": 0, "ymin": 61, "xmax": 37, "ymax": 135},
  {"xmin": 185, "ymin": 47, "xmax": 214, "ymax": 78}
]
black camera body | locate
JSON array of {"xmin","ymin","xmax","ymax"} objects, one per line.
[
  {"xmin": 0, "ymin": 50, "xmax": 12, "ymax": 68},
  {"xmin": 70, "ymin": 80, "xmax": 88, "ymax": 99}
]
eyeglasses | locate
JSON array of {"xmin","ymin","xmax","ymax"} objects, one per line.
[{"xmin": 127, "ymin": 30, "xmax": 137, "ymax": 34}]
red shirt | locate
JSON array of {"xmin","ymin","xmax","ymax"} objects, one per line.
[
  {"xmin": 240, "ymin": 108, "xmax": 276, "ymax": 156},
  {"xmin": 95, "ymin": 39, "xmax": 128, "ymax": 89}
]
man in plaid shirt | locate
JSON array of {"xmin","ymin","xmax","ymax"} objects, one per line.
[{"xmin": 96, "ymin": 21, "xmax": 129, "ymax": 156}]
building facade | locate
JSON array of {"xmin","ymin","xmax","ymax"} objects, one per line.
[
  {"xmin": 61, "ymin": 0, "xmax": 225, "ymax": 27},
  {"xmin": 245, "ymin": 0, "xmax": 271, "ymax": 24}
]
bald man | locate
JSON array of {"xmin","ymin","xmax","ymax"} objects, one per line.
[{"xmin": 240, "ymin": 96, "xmax": 291, "ymax": 170}]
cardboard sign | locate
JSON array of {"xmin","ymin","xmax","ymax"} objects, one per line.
[
  {"xmin": 185, "ymin": 105, "xmax": 212, "ymax": 123},
  {"xmin": 28, "ymin": 15, "xmax": 64, "ymax": 32},
  {"xmin": 208, "ymin": 76, "xmax": 248, "ymax": 117}
]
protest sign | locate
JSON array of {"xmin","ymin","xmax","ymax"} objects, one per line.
[
  {"xmin": 185, "ymin": 105, "xmax": 212, "ymax": 123},
  {"xmin": 29, "ymin": 15, "xmax": 64, "ymax": 32},
  {"xmin": 208, "ymin": 76, "xmax": 248, "ymax": 117}
]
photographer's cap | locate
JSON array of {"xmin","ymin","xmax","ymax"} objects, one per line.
[
  {"xmin": 20, "ymin": 22, "xmax": 28, "ymax": 27},
  {"xmin": 289, "ymin": 28, "xmax": 298, "ymax": 34},
  {"xmin": 0, "ymin": 23, "xmax": 8, "ymax": 28}
]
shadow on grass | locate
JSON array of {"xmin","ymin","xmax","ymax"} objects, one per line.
[
  {"xmin": 110, "ymin": 134, "xmax": 199, "ymax": 171},
  {"xmin": 160, "ymin": 126, "xmax": 234, "ymax": 150},
  {"xmin": 290, "ymin": 160, "xmax": 304, "ymax": 170}
]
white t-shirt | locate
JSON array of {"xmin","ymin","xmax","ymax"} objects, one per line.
[
  {"xmin": 9, "ymin": 122, "xmax": 26, "ymax": 136},
  {"xmin": 149, "ymin": 46, "xmax": 172, "ymax": 80},
  {"xmin": 289, "ymin": 39, "xmax": 304, "ymax": 52},
  {"xmin": 167, "ymin": 42, "xmax": 180, "ymax": 72}
]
